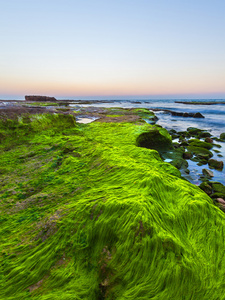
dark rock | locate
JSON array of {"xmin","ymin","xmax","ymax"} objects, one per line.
[
  {"xmin": 213, "ymin": 143, "xmax": 222, "ymax": 148},
  {"xmin": 212, "ymin": 182, "xmax": 225, "ymax": 194},
  {"xmin": 213, "ymin": 149, "xmax": 221, "ymax": 153},
  {"xmin": 25, "ymin": 95, "xmax": 57, "ymax": 102},
  {"xmin": 136, "ymin": 128, "xmax": 172, "ymax": 152},
  {"xmin": 199, "ymin": 182, "xmax": 212, "ymax": 195},
  {"xmin": 220, "ymin": 133, "xmax": 225, "ymax": 140},
  {"xmin": 187, "ymin": 146, "xmax": 213, "ymax": 160},
  {"xmin": 173, "ymin": 142, "xmax": 180, "ymax": 148},
  {"xmin": 175, "ymin": 100, "xmax": 225, "ymax": 105},
  {"xmin": 211, "ymin": 192, "xmax": 225, "ymax": 199},
  {"xmin": 180, "ymin": 140, "xmax": 189, "ymax": 146},
  {"xmin": 183, "ymin": 152, "xmax": 193, "ymax": 159},
  {"xmin": 202, "ymin": 169, "xmax": 214, "ymax": 177},
  {"xmin": 200, "ymin": 131, "xmax": 212, "ymax": 138},
  {"xmin": 170, "ymin": 158, "xmax": 188, "ymax": 170},
  {"xmin": 193, "ymin": 112, "xmax": 204, "ymax": 118},
  {"xmin": 187, "ymin": 127, "xmax": 202, "ymax": 136},
  {"xmin": 152, "ymin": 109, "xmax": 204, "ymax": 118},
  {"xmin": 188, "ymin": 139, "xmax": 213, "ymax": 150},
  {"xmin": 205, "ymin": 137, "xmax": 213, "ymax": 144},
  {"xmin": 208, "ymin": 159, "xmax": 224, "ymax": 170}
]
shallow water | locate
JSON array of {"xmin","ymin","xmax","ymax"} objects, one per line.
[
  {"xmin": 73, "ymin": 99, "xmax": 225, "ymax": 185},
  {"xmin": 76, "ymin": 116, "xmax": 99, "ymax": 124}
]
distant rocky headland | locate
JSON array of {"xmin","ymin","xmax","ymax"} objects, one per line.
[{"xmin": 25, "ymin": 95, "xmax": 57, "ymax": 102}]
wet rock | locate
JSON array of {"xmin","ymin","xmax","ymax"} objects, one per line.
[
  {"xmin": 152, "ymin": 109, "xmax": 204, "ymax": 118},
  {"xmin": 199, "ymin": 182, "xmax": 212, "ymax": 195},
  {"xmin": 208, "ymin": 159, "xmax": 224, "ymax": 170},
  {"xmin": 173, "ymin": 142, "xmax": 180, "ymax": 148},
  {"xmin": 187, "ymin": 127, "xmax": 202, "ymax": 137},
  {"xmin": 170, "ymin": 158, "xmax": 188, "ymax": 170},
  {"xmin": 136, "ymin": 128, "xmax": 172, "ymax": 152},
  {"xmin": 188, "ymin": 139, "xmax": 213, "ymax": 150},
  {"xmin": 178, "ymin": 131, "xmax": 191, "ymax": 138},
  {"xmin": 220, "ymin": 133, "xmax": 225, "ymax": 140},
  {"xmin": 202, "ymin": 169, "xmax": 214, "ymax": 177},
  {"xmin": 169, "ymin": 129, "xmax": 177, "ymax": 134},
  {"xmin": 187, "ymin": 146, "xmax": 213, "ymax": 160},
  {"xmin": 200, "ymin": 131, "xmax": 212, "ymax": 138},
  {"xmin": 183, "ymin": 152, "xmax": 193, "ymax": 159},
  {"xmin": 180, "ymin": 140, "xmax": 189, "ymax": 146},
  {"xmin": 213, "ymin": 149, "xmax": 221, "ymax": 153},
  {"xmin": 211, "ymin": 192, "xmax": 225, "ymax": 199},
  {"xmin": 205, "ymin": 137, "xmax": 213, "ymax": 144},
  {"xmin": 216, "ymin": 198, "xmax": 225, "ymax": 205},
  {"xmin": 212, "ymin": 182, "xmax": 225, "ymax": 194},
  {"xmin": 213, "ymin": 143, "xmax": 222, "ymax": 148},
  {"xmin": 193, "ymin": 112, "xmax": 204, "ymax": 118}
]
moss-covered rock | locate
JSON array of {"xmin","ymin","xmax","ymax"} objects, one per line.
[
  {"xmin": 183, "ymin": 151, "xmax": 193, "ymax": 159},
  {"xmin": 220, "ymin": 133, "xmax": 225, "ymax": 140},
  {"xmin": 208, "ymin": 159, "xmax": 224, "ymax": 170},
  {"xmin": 211, "ymin": 192, "xmax": 225, "ymax": 199},
  {"xmin": 1, "ymin": 113, "xmax": 225, "ymax": 299},
  {"xmin": 187, "ymin": 127, "xmax": 202, "ymax": 136},
  {"xmin": 212, "ymin": 182, "xmax": 225, "ymax": 194},
  {"xmin": 199, "ymin": 181, "xmax": 213, "ymax": 195},
  {"xmin": 187, "ymin": 145, "xmax": 213, "ymax": 160},
  {"xmin": 136, "ymin": 127, "xmax": 172, "ymax": 152},
  {"xmin": 187, "ymin": 127, "xmax": 211, "ymax": 138},
  {"xmin": 188, "ymin": 139, "xmax": 213, "ymax": 150}
]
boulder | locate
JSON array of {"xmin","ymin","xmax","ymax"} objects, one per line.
[
  {"xmin": 212, "ymin": 182, "xmax": 225, "ymax": 194},
  {"xmin": 205, "ymin": 137, "xmax": 213, "ymax": 144},
  {"xmin": 136, "ymin": 128, "xmax": 172, "ymax": 152},
  {"xmin": 200, "ymin": 131, "xmax": 212, "ymax": 138},
  {"xmin": 188, "ymin": 139, "xmax": 213, "ymax": 150},
  {"xmin": 183, "ymin": 152, "xmax": 193, "ymax": 159},
  {"xmin": 193, "ymin": 112, "xmax": 204, "ymax": 118},
  {"xmin": 208, "ymin": 159, "xmax": 224, "ymax": 170},
  {"xmin": 199, "ymin": 182, "xmax": 212, "ymax": 195},
  {"xmin": 202, "ymin": 169, "xmax": 214, "ymax": 177},
  {"xmin": 216, "ymin": 198, "xmax": 225, "ymax": 205},
  {"xmin": 220, "ymin": 133, "xmax": 225, "ymax": 140}
]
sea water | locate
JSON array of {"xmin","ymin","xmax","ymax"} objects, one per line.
[{"xmin": 72, "ymin": 99, "xmax": 225, "ymax": 185}]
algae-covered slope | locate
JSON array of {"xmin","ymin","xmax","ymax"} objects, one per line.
[{"xmin": 1, "ymin": 114, "xmax": 225, "ymax": 299}]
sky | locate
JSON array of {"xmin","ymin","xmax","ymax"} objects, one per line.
[{"xmin": 0, "ymin": 0, "xmax": 225, "ymax": 100}]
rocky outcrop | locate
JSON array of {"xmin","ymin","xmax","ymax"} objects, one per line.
[
  {"xmin": 152, "ymin": 109, "xmax": 204, "ymax": 118},
  {"xmin": 175, "ymin": 101, "xmax": 225, "ymax": 105},
  {"xmin": 208, "ymin": 159, "xmax": 224, "ymax": 170},
  {"xmin": 25, "ymin": 95, "xmax": 57, "ymax": 102}
]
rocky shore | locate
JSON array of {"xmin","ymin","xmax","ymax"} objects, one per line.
[{"xmin": 1, "ymin": 98, "xmax": 225, "ymax": 299}]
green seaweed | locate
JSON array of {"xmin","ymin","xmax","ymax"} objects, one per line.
[{"xmin": 1, "ymin": 114, "xmax": 225, "ymax": 299}]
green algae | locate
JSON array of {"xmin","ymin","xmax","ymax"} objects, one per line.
[
  {"xmin": 188, "ymin": 139, "xmax": 213, "ymax": 150},
  {"xmin": 1, "ymin": 114, "xmax": 225, "ymax": 299}
]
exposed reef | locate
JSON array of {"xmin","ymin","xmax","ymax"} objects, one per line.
[
  {"xmin": 175, "ymin": 101, "xmax": 225, "ymax": 105},
  {"xmin": 152, "ymin": 108, "xmax": 204, "ymax": 118}
]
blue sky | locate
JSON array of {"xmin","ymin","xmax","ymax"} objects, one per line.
[{"xmin": 0, "ymin": 0, "xmax": 225, "ymax": 99}]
